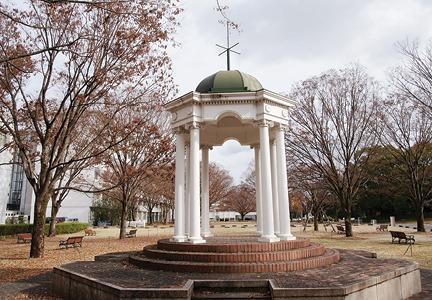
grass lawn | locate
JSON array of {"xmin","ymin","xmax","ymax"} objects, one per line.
[{"xmin": 292, "ymin": 224, "xmax": 432, "ymax": 268}]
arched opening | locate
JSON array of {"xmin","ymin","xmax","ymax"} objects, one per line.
[{"xmin": 209, "ymin": 139, "xmax": 255, "ymax": 223}]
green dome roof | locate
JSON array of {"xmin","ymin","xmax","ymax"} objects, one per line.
[{"xmin": 195, "ymin": 70, "xmax": 263, "ymax": 93}]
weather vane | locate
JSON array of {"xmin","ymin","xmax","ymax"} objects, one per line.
[{"xmin": 216, "ymin": 20, "xmax": 240, "ymax": 71}]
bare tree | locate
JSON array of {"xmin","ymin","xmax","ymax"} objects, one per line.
[
  {"xmin": 379, "ymin": 98, "xmax": 432, "ymax": 232},
  {"xmin": 392, "ymin": 40, "xmax": 432, "ymax": 113},
  {"xmin": 158, "ymin": 165, "xmax": 175, "ymax": 223},
  {"xmin": 0, "ymin": 1, "xmax": 179, "ymax": 257},
  {"xmin": 48, "ymin": 160, "xmax": 90, "ymax": 236},
  {"xmin": 48, "ymin": 122, "xmax": 101, "ymax": 236},
  {"xmin": 286, "ymin": 65, "xmax": 380, "ymax": 237},
  {"xmin": 209, "ymin": 162, "xmax": 234, "ymax": 208},
  {"xmin": 100, "ymin": 112, "xmax": 174, "ymax": 239},
  {"xmin": 288, "ymin": 163, "xmax": 333, "ymax": 231},
  {"xmin": 223, "ymin": 183, "xmax": 255, "ymax": 221},
  {"xmin": 140, "ymin": 163, "xmax": 175, "ymax": 225}
]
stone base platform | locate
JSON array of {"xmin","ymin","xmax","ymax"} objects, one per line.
[
  {"xmin": 53, "ymin": 249, "xmax": 422, "ymax": 299},
  {"xmin": 130, "ymin": 237, "xmax": 339, "ymax": 273}
]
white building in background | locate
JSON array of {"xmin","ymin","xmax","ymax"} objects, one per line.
[
  {"xmin": 1, "ymin": 132, "xmax": 170, "ymax": 225},
  {"xmin": 209, "ymin": 211, "xmax": 256, "ymax": 222},
  {"xmin": 0, "ymin": 133, "xmax": 33, "ymax": 224},
  {"xmin": 0, "ymin": 132, "xmax": 95, "ymax": 225}
]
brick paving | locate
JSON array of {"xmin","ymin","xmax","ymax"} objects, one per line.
[
  {"xmin": 58, "ymin": 250, "xmax": 415, "ymax": 289},
  {"xmin": 1, "ymin": 251, "xmax": 430, "ymax": 298}
]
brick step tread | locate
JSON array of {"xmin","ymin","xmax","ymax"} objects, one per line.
[
  {"xmin": 192, "ymin": 292, "xmax": 270, "ymax": 299},
  {"xmin": 129, "ymin": 249, "xmax": 340, "ymax": 273},
  {"xmin": 157, "ymin": 238, "xmax": 310, "ymax": 253},
  {"xmin": 193, "ymin": 286, "xmax": 270, "ymax": 293},
  {"xmin": 132, "ymin": 249, "xmax": 336, "ymax": 266},
  {"xmin": 142, "ymin": 243, "xmax": 325, "ymax": 263}
]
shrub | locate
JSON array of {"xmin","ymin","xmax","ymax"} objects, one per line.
[
  {"xmin": 48, "ymin": 222, "xmax": 88, "ymax": 235},
  {"xmin": 0, "ymin": 222, "xmax": 89, "ymax": 236},
  {"xmin": 0, "ymin": 223, "xmax": 32, "ymax": 236}
]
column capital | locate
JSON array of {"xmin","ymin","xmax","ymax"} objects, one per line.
[
  {"xmin": 186, "ymin": 121, "xmax": 201, "ymax": 130},
  {"xmin": 201, "ymin": 145, "xmax": 213, "ymax": 150},
  {"xmin": 255, "ymin": 120, "xmax": 274, "ymax": 128},
  {"xmin": 173, "ymin": 126, "xmax": 188, "ymax": 134},
  {"xmin": 250, "ymin": 144, "xmax": 260, "ymax": 149},
  {"xmin": 275, "ymin": 123, "xmax": 289, "ymax": 131}
]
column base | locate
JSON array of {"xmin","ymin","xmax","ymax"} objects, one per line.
[
  {"xmin": 258, "ymin": 235, "xmax": 280, "ymax": 243},
  {"xmin": 256, "ymin": 230, "xmax": 263, "ymax": 235},
  {"xmin": 170, "ymin": 236, "xmax": 187, "ymax": 242},
  {"xmin": 278, "ymin": 234, "xmax": 296, "ymax": 241},
  {"xmin": 201, "ymin": 231, "xmax": 213, "ymax": 238},
  {"xmin": 188, "ymin": 236, "xmax": 206, "ymax": 244}
]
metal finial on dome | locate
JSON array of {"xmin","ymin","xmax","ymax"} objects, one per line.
[{"xmin": 216, "ymin": 21, "xmax": 240, "ymax": 71}]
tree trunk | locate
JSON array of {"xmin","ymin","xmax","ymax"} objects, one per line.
[
  {"xmin": 48, "ymin": 204, "xmax": 59, "ymax": 237},
  {"xmin": 415, "ymin": 205, "xmax": 426, "ymax": 232},
  {"xmin": 148, "ymin": 208, "xmax": 153, "ymax": 224},
  {"xmin": 342, "ymin": 197, "xmax": 353, "ymax": 237},
  {"xmin": 313, "ymin": 214, "xmax": 318, "ymax": 231},
  {"xmin": 303, "ymin": 213, "xmax": 309, "ymax": 232},
  {"xmin": 30, "ymin": 193, "xmax": 50, "ymax": 258},
  {"xmin": 119, "ymin": 203, "xmax": 127, "ymax": 239}
]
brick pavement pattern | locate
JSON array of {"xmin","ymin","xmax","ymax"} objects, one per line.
[{"xmin": 58, "ymin": 250, "xmax": 417, "ymax": 289}]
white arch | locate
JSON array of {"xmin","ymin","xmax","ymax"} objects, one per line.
[{"xmin": 215, "ymin": 111, "xmax": 243, "ymax": 123}]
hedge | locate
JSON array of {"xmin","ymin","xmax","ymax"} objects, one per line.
[
  {"xmin": 51, "ymin": 222, "xmax": 89, "ymax": 235},
  {"xmin": 0, "ymin": 222, "xmax": 89, "ymax": 236},
  {"xmin": 0, "ymin": 224, "xmax": 32, "ymax": 236}
]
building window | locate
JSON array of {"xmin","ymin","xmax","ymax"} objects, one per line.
[{"xmin": 7, "ymin": 153, "xmax": 24, "ymax": 211}]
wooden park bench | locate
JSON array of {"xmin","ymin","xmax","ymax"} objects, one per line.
[
  {"xmin": 17, "ymin": 233, "xmax": 32, "ymax": 243},
  {"xmin": 376, "ymin": 224, "xmax": 388, "ymax": 232},
  {"xmin": 84, "ymin": 228, "xmax": 96, "ymax": 236},
  {"xmin": 125, "ymin": 229, "xmax": 137, "ymax": 238},
  {"xmin": 390, "ymin": 231, "xmax": 415, "ymax": 244},
  {"xmin": 59, "ymin": 236, "xmax": 84, "ymax": 249},
  {"xmin": 336, "ymin": 225, "xmax": 345, "ymax": 234}
]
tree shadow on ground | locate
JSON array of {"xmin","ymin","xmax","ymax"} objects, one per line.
[{"xmin": 0, "ymin": 269, "xmax": 55, "ymax": 299}]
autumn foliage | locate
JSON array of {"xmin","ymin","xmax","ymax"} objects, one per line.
[{"xmin": 0, "ymin": 0, "xmax": 180, "ymax": 257}]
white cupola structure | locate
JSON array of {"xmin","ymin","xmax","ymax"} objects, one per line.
[{"xmin": 165, "ymin": 70, "xmax": 296, "ymax": 243}]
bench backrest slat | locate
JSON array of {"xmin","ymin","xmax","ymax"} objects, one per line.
[
  {"xmin": 66, "ymin": 236, "xmax": 83, "ymax": 244},
  {"xmin": 390, "ymin": 231, "xmax": 406, "ymax": 238},
  {"xmin": 17, "ymin": 233, "xmax": 32, "ymax": 238}
]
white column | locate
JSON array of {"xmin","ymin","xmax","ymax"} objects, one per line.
[
  {"xmin": 258, "ymin": 122, "xmax": 279, "ymax": 242},
  {"xmin": 184, "ymin": 144, "xmax": 190, "ymax": 237},
  {"xmin": 172, "ymin": 132, "xmax": 186, "ymax": 242},
  {"xmin": 189, "ymin": 124, "xmax": 205, "ymax": 243},
  {"xmin": 276, "ymin": 126, "xmax": 295, "ymax": 240},
  {"xmin": 254, "ymin": 146, "xmax": 263, "ymax": 234},
  {"xmin": 201, "ymin": 146, "xmax": 212, "ymax": 237},
  {"xmin": 270, "ymin": 140, "xmax": 280, "ymax": 234}
]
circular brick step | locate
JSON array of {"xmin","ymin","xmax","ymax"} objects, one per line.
[
  {"xmin": 143, "ymin": 243, "xmax": 326, "ymax": 263},
  {"xmin": 156, "ymin": 237, "xmax": 310, "ymax": 253},
  {"xmin": 129, "ymin": 249, "xmax": 340, "ymax": 273}
]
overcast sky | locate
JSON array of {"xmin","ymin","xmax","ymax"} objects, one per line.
[{"xmin": 168, "ymin": 0, "xmax": 432, "ymax": 183}]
